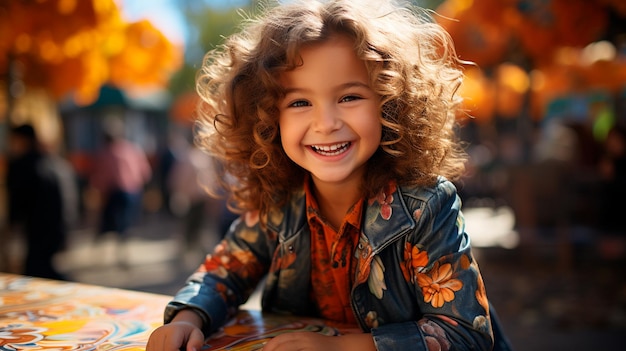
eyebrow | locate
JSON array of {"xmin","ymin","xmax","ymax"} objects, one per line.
[{"xmin": 282, "ymin": 81, "xmax": 372, "ymax": 95}]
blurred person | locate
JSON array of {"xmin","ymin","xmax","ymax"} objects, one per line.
[
  {"xmin": 5, "ymin": 124, "xmax": 77, "ymax": 280},
  {"xmin": 89, "ymin": 118, "xmax": 152, "ymax": 265},
  {"xmin": 168, "ymin": 136, "xmax": 238, "ymax": 251},
  {"xmin": 598, "ymin": 123, "xmax": 626, "ymax": 237},
  {"xmin": 157, "ymin": 130, "xmax": 180, "ymax": 217},
  {"xmin": 168, "ymin": 140, "xmax": 217, "ymax": 252}
]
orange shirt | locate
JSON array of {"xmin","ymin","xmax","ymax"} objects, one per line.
[{"xmin": 305, "ymin": 180, "xmax": 363, "ymax": 324}]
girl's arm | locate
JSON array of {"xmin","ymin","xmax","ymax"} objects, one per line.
[{"xmin": 163, "ymin": 212, "xmax": 273, "ymax": 336}]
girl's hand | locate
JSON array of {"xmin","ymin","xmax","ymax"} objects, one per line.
[
  {"xmin": 146, "ymin": 321, "xmax": 205, "ymax": 351},
  {"xmin": 146, "ymin": 309, "xmax": 206, "ymax": 351},
  {"xmin": 261, "ymin": 332, "xmax": 376, "ymax": 351}
]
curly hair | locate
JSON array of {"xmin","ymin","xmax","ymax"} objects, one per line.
[{"xmin": 195, "ymin": 0, "xmax": 467, "ymax": 217}]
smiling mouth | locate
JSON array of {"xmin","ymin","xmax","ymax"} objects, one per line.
[{"xmin": 310, "ymin": 142, "xmax": 351, "ymax": 156}]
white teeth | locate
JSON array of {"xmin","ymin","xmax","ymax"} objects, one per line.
[{"xmin": 311, "ymin": 142, "xmax": 350, "ymax": 156}]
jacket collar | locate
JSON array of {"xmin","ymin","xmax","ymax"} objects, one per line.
[
  {"xmin": 361, "ymin": 183, "xmax": 415, "ymax": 252},
  {"xmin": 268, "ymin": 182, "xmax": 416, "ymax": 252}
]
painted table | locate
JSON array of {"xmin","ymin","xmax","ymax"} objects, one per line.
[{"xmin": 0, "ymin": 273, "xmax": 361, "ymax": 350}]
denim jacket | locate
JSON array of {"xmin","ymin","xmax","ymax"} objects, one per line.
[{"xmin": 165, "ymin": 177, "xmax": 495, "ymax": 350}]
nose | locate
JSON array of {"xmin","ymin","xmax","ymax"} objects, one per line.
[{"xmin": 312, "ymin": 103, "xmax": 341, "ymax": 134}]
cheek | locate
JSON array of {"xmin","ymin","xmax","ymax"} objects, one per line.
[
  {"xmin": 279, "ymin": 133, "xmax": 291, "ymax": 153},
  {"xmin": 374, "ymin": 121, "xmax": 383, "ymax": 138},
  {"xmin": 364, "ymin": 121, "xmax": 383, "ymax": 155},
  {"xmin": 367, "ymin": 118, "xmax": 383, "ymax": 143},
  {"xmin": 278, "ymin": 119, "xmax": 299, "ymax": 152}
]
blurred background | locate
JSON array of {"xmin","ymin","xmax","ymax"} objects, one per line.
[{"xmin": 1, "ymin": 0, "xmax": 625, "ymax": 350}]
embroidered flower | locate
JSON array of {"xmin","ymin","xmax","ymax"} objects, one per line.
[
  {"xmin": 228, "ymin": 246, "xmax": 263, "ymax": 280},
  {"xmin": 419, "ymin": 319, "xmax": 451, "ymax": 351},
  {"xmin": 413, "ymin": 209, "xmax": 422, "ymax": 221},
  {"xmin": 459, "ymin": 254, "xmax": 471, "ymax": 270},
  {"xmin": 240, "ymin": 227, "xmax": 259, "ymax": 243},
  {"xmin": 475, "ymin": 271, "xmax": 490, "ymax": 313},
  {"xmin": 368, "ymin": 256, "xmax": 387, "ymax": 299},
  {"xmin": 401, "ymin": 243, "xmax": 412, "ymax": 282},
  {"xmin": 473, "ymin": 315, "xmax": 490, "ymax": 334},
  {"xmin": 201, "ymin": 244, "xmax": 230, "ymax": 278},
  {"xmin": 401, "ymin": 243, "xmax": 429, "ymax": 283},
  {"xmin": 456, "ymin": 212, "xmax": 465, "ymax": 234},
  {"xmin": 368, "ymin": 183, "xmax": 397, "ymax": 220},
  {"xmin": 202, "ymin": 241, "xmax": 262, "ymax": 280},
  {"xmin": 417, "ymin": 262, "xmax": 463, "ymax": 308},
  {"xmin": 201, "ymin": 257, "xmax": 230, "ymax": 278},
  {"xmin": 411, "ymin": 245, "xmax": 429, "ymax": 273},
  {"xmin": 365, "ymin": 311, "xmax": 380, "ymax": 329},
  {"xmin": 232, "ymin": 248, "xmax": 256, "ymax": 266}
]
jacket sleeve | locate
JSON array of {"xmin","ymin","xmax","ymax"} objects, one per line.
[
  {"xmin": 371, "ymin": 180, "xmax": 495, "ymax": 351},
  {"xmin": 164, "ymin": 212, "xmax": 274, "ymax": 336}
]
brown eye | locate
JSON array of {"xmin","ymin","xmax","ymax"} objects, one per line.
[
  {"xmin": 288, "ymin": 100, "xmax": 310, "ymax": 108},
  {"xmin": 340, "ymin": 95, "xmax": 362, "ymax": 103}
]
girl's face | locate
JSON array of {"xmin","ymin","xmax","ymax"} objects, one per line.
[{"xmin": 278, "ymin": 35, "xmax": 382, "ymax": 190}]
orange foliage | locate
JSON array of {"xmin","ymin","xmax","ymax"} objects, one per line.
[
  {"xmin": 494, "ymin": 63, "xmax": 530, "ymax": 118},
  {"xmin": 109, "ymin": 20, "xmax": 182, "ymax": 90},
  {"xmin": 436, "ymin": 0, "xmax": 512, "ymax": 67},
  {"xmin": 436, "ymin": 0, "xmax": 610, "ymax": 66},
  {"xmin": 457, "ymin": 67, "xmax": 496, "ymax": 124},
  {"xmin": 437, "ymin": 0, "xmax": 622, "ymax": 122},
  {"xmin": 0, "ymin": 0, "xmax": 182, "ymax": 106},
  {"xmin": 510, "ymin": 0, "xmax": 608, "ymax": 65}
]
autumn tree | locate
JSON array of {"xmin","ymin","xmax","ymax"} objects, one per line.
[{"xmin": 0, "ymin": 0, "xmax": 182, "ymax": 123}]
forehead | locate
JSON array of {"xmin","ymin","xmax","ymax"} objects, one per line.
[
  {"xmin": 279, "ymin": 35, "xmax": 367, "ymax": 85},
  {"xmin": 299, "ymin": 34, "xmax": 354, "ymax": 58}
]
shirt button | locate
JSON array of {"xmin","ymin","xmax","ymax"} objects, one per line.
[
  {"xmin": 288, "ymin": 245, "xmax": 294, "ymax": 253},
  {"xmin": 358, "ymin": 243, "xmax": 364, "ymax": 250}
]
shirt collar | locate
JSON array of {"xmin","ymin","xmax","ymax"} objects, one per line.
[{"xmin": 304, "ymin": 176, "xmax": 364, "ymax": 231}]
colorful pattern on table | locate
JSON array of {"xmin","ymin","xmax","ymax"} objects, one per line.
[
  {"xmin": 0, "ymin": 273, "xmax": 362, "ymax": 351},
  {"xmin": 0, "ymin": 273, "xmax": 170, "ymax": 351},
  {"xmin": 204, "ymin": 310, "xmax": 362, "ymax": 350}
]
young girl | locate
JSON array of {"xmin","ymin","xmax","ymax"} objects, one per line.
[{"xmin": 148, "ymin": 0, "xmax": 505, "ymax": 350}]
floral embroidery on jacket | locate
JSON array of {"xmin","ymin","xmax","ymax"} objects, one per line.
[
  {"xmin": 401, "ymin": 243, "xmax": 429, "ymax": 283},
  {"xmin": 368, "ymin": 256, "xmax": 387, "ymax": 299},
  {"xmin": 475, "ymin": 269, "xmax": 490, "ymax": 313},
  {"xmin": 419, "ymin": 318, "xmax": 451, "ymax": 351},
  {"xmin": 365, "ymin": 310, "xmax": 380, "ymax": 329},
  {"xmin": 368, "ymin": 182, "xmax": 397, "ymax": 220},
  {"xmin": 202, "ymin": 240, "xmax": 263, "ymax": 283},
  {"xmin": 355, "ymin": 237, "xmax": 373, "ymax": 285},
  {"xmin": 413, "ymin": 208, "xmax": 422, "ymax": 221},
  {"xmin": 417, "ymin": 261, "xmax": 463, "ymax": 308},
  {"xmin": 473, "ymin": 315, "xmax": 490, "ymax": 334}
]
